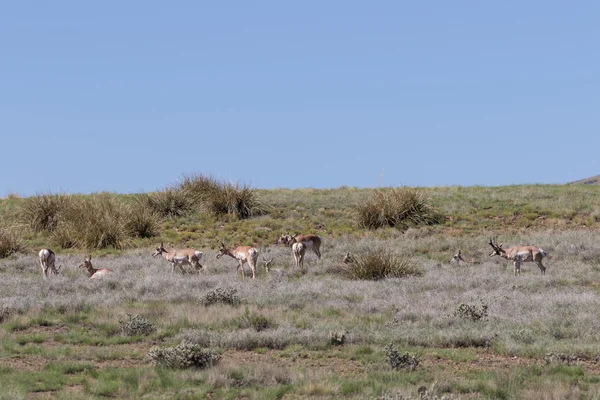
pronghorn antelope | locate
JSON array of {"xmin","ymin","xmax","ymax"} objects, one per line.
[
  {"xmin": 216, "ymin": 243, "xmax": 259, "ymax": 280},
  {"xmin": 263, "ymin": 257, "xmax": 287, "ymax": 280},
  {"xmin": 152, "ymin": 243, "xmax": 203, "ymax": 274},
  {"xmin": 342, "ymin": 252, "xmax": 355, "ymax": 265},
  {"xmin": 488, "ymin": 237, "xmax": 547, "ymax": 276},
  {"xmin": 78, "ymin": 255, "xmax": 113, "ymax": 279},
  {"xmin": 277, "ymin": 233, "xmax": 322, "ymax": 260},
  {"xmin": 450, "ymin": 249, "xmax": 480, "ymax": 265},
  {"xmin": 39, "ymin": 248, "xmax": 60, "ymax": 278},
  {"xmin": 291, "ymin": 242, "xmax": 306, "ymax": 269}
]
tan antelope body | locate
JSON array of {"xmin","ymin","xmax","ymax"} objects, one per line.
[
  {"xmin": 488, "ymin": 238, "xmax": 547, "ymax": 276},
  {"xmin": 152, "ymin": 243, "xmax": 203, "ymax": 274},
  {"xmin": 216, "ymin": 243, "xmax": 259, "ymax": 280},
  {"xmin": 39, "ymin": 248, "xmax": 60, "ymax": 278},
  {"xmin": 78, "ymin": 255, "xmax": 113, "ymax": 279},
  {"xmin": 277, "ymin": 233, "xmax": 322, "ymax": 259}
]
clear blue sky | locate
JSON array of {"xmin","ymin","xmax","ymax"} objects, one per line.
[{"xmin": 1, "ymin": 1, "xmax": 599, "ymax": 197}]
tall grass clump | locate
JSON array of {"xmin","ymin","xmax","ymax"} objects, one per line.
[
  {"xmin": 342, "ymin": 248, "xmax": 422, "ymax": 280},
  {"xmin": 139, "ymin": 188, "xmax": 191, "ymax": 218},
  {"xmin": 51, "ymin": 195, "xmax": 131, "ymax": 249},
  {"xmin": 180, "ymin": 173, "xmax": 264, "ymax": 219},
  {"xmin": 356, "ymin": 187, "xmax": 441, "ymax": 229},
  {"xmin": 19, "ymin": 192, "xmax": 73, "ymax": 232},
  {"xmin": 124, "ymin": 199, "xmax": 159, "ymax": 238},
  {"xmin": 0, "ymin": 227, "xmax": 26, "ymax": 258}
]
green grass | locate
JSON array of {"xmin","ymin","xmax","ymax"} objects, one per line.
[{"xmin": 2, "ymin": 183, "xmax": 600, "ymax": 398}]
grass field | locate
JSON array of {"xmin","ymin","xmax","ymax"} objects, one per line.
[{"xmin": 2, "ymin": 184, "xmax": 600, "ymax": 399}]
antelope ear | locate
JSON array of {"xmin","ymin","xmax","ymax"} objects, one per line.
[{"xmin": 88, "ymin": 255, "xmax": 92, "ymax": 260}]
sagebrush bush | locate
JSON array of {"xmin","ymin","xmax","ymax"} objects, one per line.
[
  {"xmin": 148, "ymin": 341, "xmax": 221, "ymax": 369},
  {"xmin": 341, "ymin": 248, "xmax": 422, "ymax": 280},
  {"xmin": 140, "ymin": 188, "xmax": 192, "ymax": 218},
  {"xmin": 201, "ymin": 287, "xmax": 241, "ymax": 306},
  {"xmin": 356, "ymin": 187, "xmax": 441, "ymax": 229},
  {"xmin": 119, "ymin": 314, "xmax": 156, "ymax": 336},
  {"xmin": 20, "ymin": 192, "xmax": 73, "ymax": 232},
  {"xmin": 453, "ymin": 298, "xmax": 489, "ymax": 322},
  {"xmin": 385, "ymin": 343, "xmax": 419, "ymax": 371},
  {"xmin": 0, "ymin": 227, "xmax": 26, "ymax": 258}
]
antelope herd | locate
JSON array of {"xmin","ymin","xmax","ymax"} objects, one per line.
[{"xmin": 32, "ymin": 231, "xmax": 549, "ymax": 279}]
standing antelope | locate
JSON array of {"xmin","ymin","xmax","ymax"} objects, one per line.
[
  {"xmin": 216, "ymin": 243, "xmax": 259, "ymax": 280},
  {"xmin": 488, "ymin": 237, "xmax": 547, "ymax": 276},
  {"xmin": 152, "ymin": 243, "xmax": 203, "ymax": 274},
  {"xmin": 39, "ymin": 248, "xmax": 60, "ymax": 278},
  {"xmin": 78, "ymin": 255, "xmax": 113, "ymax": 279},
  {"xmin": 277, "ymin": 233, "xmax": 322, "ymax": 260}
]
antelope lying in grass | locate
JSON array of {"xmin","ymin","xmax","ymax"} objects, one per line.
[
  {"xmin": 263, "ymin": 257, "xmax": 287, "ymax": 280},
  {"xmin": 78, "ymin": 255, "xmax": 113, "ymax": 279},
  {"xmin": 277, "ymin": 233, "xmax": 322, "ymax": 264},
  {"xmin": 216, "ymin": 243, "xmax": 259, "ymax": 280},
  {"xmin": 152, "ymin": 243, "xmax": 203, "ymax": 274},
  {"xmin": 488, "ymin": 237, "xmax": 547, "ymax": 276},
  {"xmin": 39, "ymin": 248, "xmax": 61, "ymax": 278},
  {"xmin": 450, "ymin": 249, "xmax": 480, "ymax": 265}
]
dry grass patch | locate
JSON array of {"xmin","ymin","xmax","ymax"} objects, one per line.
[{"xmin": 356, "ymin": 187, "xmax": 441, "ymax": 230}]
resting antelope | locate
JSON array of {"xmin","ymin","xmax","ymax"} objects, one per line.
[
  {"xmin": 451, "ymin": 250, "xmax": 480, "ymax": 265},
  {"xmin": 216, "ymin": 243, "xmax": 259, "ymax": 280},
  {"xmin": 152, "ymin": 243, "xmax": 203, "ymax": 274},
  {"xmin": 277, "ymin": 233, "xmax": 322, "ymax": 260},
  {"xmin": 39, "ymin": 248, "xmax": 60, "ymax": 278},
  {"xmin": 488, "ymin": 237, "xmax": 547, "ymax": 276},
  {"xmin": 78, "ymin": 255, "xmax": 113, "ymax": 279}
]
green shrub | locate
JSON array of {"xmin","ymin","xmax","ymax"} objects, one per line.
[
  {"xmin": 148, "ymin": 341, "xmax": 221, "ymax": 369},
  {"xmin": 341, "ymin": 248, "xmax": 422, "ymax": 280},
  {"xmin": 201, "ymin": 287, "xmax": 241, "ymax": 306},
  {"xmin": 140, "ymin": 188, "xmax": 191, "ymax": 218},
  {"xmin": 20, "ymin": 192, "xmax": 73, "ymax": 232},
  {"xmin": 119, "ymin": 314, "xmax": 156, "ymax": 337},
  {"xmin": 237, "ymin": 307, "xmax": 276, "ymax": 332},
  {"xmin": 356, "ymin": 187, "xmax": 441, "ymax": 229},
  {"xmin": 0, "ymin": 227, "xmax": 26, "ymax": 258},
  {"xmin": 385, "ymin": 343, "xmax": 419, "ymax": 370}
]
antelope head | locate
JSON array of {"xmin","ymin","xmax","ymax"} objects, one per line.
[
  {"xmin": 342, "ymin": 252, "xmax": 355, "ymax": 264},
  {"xmin": 488, "ymin": 237, "xmax": 505, "ymax": 257},
  {"xmin": 276, "ymin": 234, "xmax": 292, "ymax": 246},
  {"xmin": 152, "ymin": 243, "xmax": 167, "ymax": 257},
  {"xmin": 78, "ymin": 255, "xmax": 93, "ymax": 271},
  {"xmin": 216, "ymin": 243, "xmax": 227, "ymax": 259},
  {"xmin": 263, "ymin": 257, "xmax": 274, "ymax": 272}
]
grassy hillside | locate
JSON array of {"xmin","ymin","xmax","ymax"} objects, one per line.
[{"xmin": 2, "ymin": 184, "xmax": 600, "ymax": 398}]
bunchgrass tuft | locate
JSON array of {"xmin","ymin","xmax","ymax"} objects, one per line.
[
  {"xmin": 124, "ymin": 199, "xmax": 159, "ymax": 238},
  {"xmin": 19, "ymin": 192, "xmax": 73, "ymax": 232},
  {"xmin": 180, "ymin": 173, "xmax": 265, "ymax": 219},
  {"xmin": 51, "ymin": 194, "xmax": 131, "ymax": 250},
  {"xmin": 140, "ymin": 188, "xmax": 192, "ymax": 218},
  {"xmin": 356, "ymin": 187, "xmax": 441, "ymax": 229},
  {"xmin": 341, "ymin": 248, "xmax": 422, "ymax": 280},
  {"xmin": 0, "ymin": 226, "xmax": 26, "ymax": 258},
  {"xmin": 148, "ymin": 341, "xmax": 221, "ymax": 369}
]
